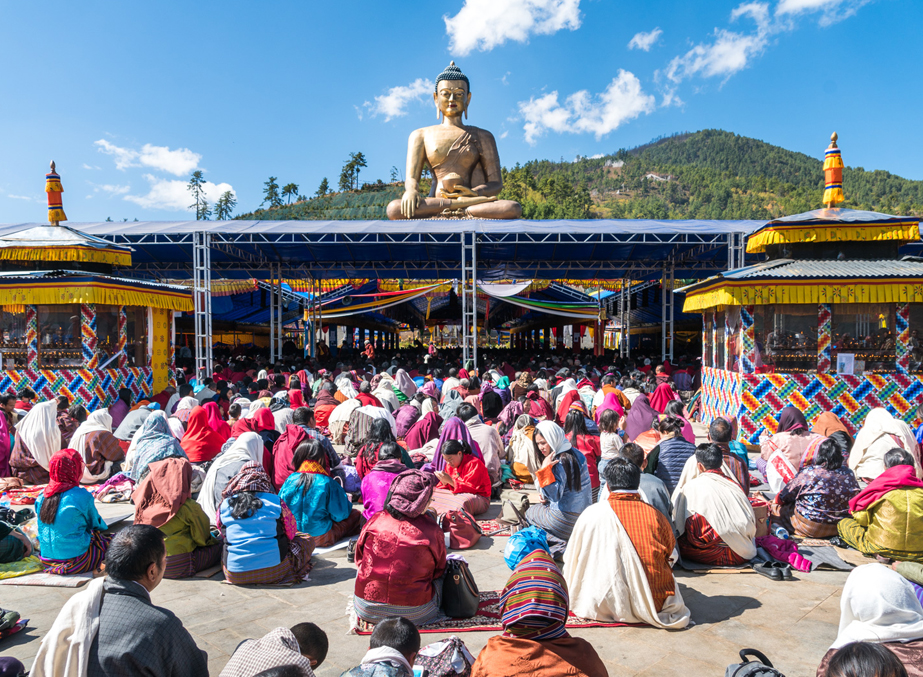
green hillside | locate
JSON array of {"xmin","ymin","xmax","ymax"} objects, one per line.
[{"xmin": 238, "ymin": 130, "xmax": 923, "ymax": 221}]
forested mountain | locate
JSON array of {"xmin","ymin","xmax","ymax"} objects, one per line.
[{"xmin": 238, "ymin": 130, "xmax": 923, "ymax": 221}]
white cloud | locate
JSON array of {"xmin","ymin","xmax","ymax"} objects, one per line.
[
  {"xmin": 519, "ymin": 70, "xmax": 655, "ymax": 144},
  {"xmin": 664, "ymin": 2, "xmax": 771, "ymax": 83},
  {"xmin": 499, "ymin": 131, "xmax": 509, "ymax": 139},
  {"xmin": 82, "ymin": 163, "xmax": 101, "ymax": 170},
  {"xmin": 444, "ymin": 0, "xmax": 580, "ymax": 55},
  {"xmin": 662, "ymin": 0, "xmax": 871, "ymax": 87},
  {"xmin": 589, "ymin": 153, "xmax": 605, "ymax": 159},
  {"xmin": 93, "ymin": 183, "xmax": 131, "ymax": 196},
  {"xmin": 628, "ymin": 27, "xmax": 662, "ymax": 51},
  {"xmin": 94, "ymin": 140, "xmax": 201, "ymax": 176},
  {"xmin": 95, "ymin": 139, "xmax": 140, "ymax": 171},
  {"xmin": 137, "ymin": 144, "xmax": 201, "ymax": 176},
  {"xmin": 7, "ymin": 194, "xmax": 33, "ymax": 201},
  {"xmin": 124, "ymin": 174, "xmax": 234, "ymax": 212},
  {"xmin": 366, "ymin": 79, "xmax": 434, "ymax": 121},
  {"xmin": 776, "ymin": 0, "xmax": 871, "ymax": 25}
]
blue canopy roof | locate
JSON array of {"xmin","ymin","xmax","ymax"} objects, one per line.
[{"xmin": 0, "ymin": 219, "xmax": 768, "ymax": 281}]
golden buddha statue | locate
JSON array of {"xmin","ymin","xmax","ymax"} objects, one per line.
[{"xmin": 386, "ymin": 62, "xmax": 522, "ymax": 220}]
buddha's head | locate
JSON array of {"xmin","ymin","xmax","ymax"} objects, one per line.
[{"xmin": 434, "ymin": 61, "xmax": 471, "ymax": 120}]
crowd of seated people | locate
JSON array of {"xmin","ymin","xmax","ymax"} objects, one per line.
[{"xmin": 5, "ymin": 346, "xmax": 923, "ymax": 676}]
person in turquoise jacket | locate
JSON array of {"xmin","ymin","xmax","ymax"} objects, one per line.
[
  {"xmin": 35, "ymin": 448, "xmax": 111, "ymax": 575},
  {"xmin": 279, "ymin": 438, "xmax": 361, "ymax": 547}
]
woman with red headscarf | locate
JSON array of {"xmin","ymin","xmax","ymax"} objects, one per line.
[
  {"xmin": 35, "ymin": 449, "xmax": 111, "ymax": 575},
  {"xmin": 181, "ymin": 408, "xmax": 225, "ymax": 465},
  {"xmin": 648, "ymin": 383, "xmax": 680, "ymax": 414},
  {"xmin": 202, "ymin": 402, "xmax": 231, "ymax": 444},
  {"xmin": 230, "ymin": 408, "xmax": 279, "ymax": 477}
]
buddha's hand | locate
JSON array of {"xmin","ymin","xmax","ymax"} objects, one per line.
[
  {"xmin": 401, "ymin": 190, "xmax": 421, "ymax": 218},
  {"xmin": 440, "ymin": 185, "xmax": 479, "ymax": 199}
]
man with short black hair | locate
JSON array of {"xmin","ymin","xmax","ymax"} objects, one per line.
[
  {"xmin": 563, "ymin": 458, "xmax": 689, "ymax": 628},
  {"xmin": 342, "ymin": 617, "xmax": 420, "ymax": 677},
  {"xmin": 597, "ymin": 443, "xmax": 672, "ymax": 521},
  {"xmin": 707, "ymin": 417, "xmax": 750, "ymax": 491},
  {"xmin": 457, "ymin": 402, "xmax": 503, "ymax": 484},
  {"xmin": 672, "ymin": 444, "xmax": 757, "ymax": 566},
  {"xmin": 220, "ymin": 622, "xmax": 328, "ymax": 677},
  {"xmin": 32, "ymin": 525, "xmax": 207, "ymax": 677}
]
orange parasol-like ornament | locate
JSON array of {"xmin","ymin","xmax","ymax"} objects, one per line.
[{"xmin": 46, "ymin": 161, "xmax": 67, "ymax": 225}]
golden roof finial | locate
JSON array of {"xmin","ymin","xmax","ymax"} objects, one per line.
[
  {"xmin": 828, "ymin": 132, "xmax": 838, "ymax": 149},
  {"xmin": 50, "ymin": 160, "xmax": 56, "ymax": 172}
]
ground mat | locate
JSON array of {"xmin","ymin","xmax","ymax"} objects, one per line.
[{"xmin": 354, "ymin": 590, "xmax": 644, "ymax": 634}]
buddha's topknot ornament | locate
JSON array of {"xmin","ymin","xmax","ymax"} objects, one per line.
[{"xmin": 435, "ymin": 61, "xmax": 470, "ymax": 92}]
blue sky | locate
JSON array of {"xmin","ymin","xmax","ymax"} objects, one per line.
[{"xmin": 0, "ymin": 0, "xmax": 919, "ymax": 222}]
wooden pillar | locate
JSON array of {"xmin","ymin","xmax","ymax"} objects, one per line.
[
  {"xmin": 26, "ymin": 305, "xmax": 38, "ymax": 371},
  {"xmin": 740, "ymin": 305, "xmax": 756, "ymax": 374},
  {"xmin": 118, "ymin": 306, "xmax": 128, "ymax": 369},
  {"xmin": 711, "ymin": 311, "xmax": 719, "ymax": 368},
  {"xmin": 897, "ymin": 302, "xmax": 911, "ymax": 375},
  {"xmin": 724, "ymin": 311, "xmax": 733, "ymax": 371},
  {"xmin": 81, "ymin": 303, "xmax": 98, "ymax": 369},
  {"xmin": 818, "ymin": 303, "xmax": 832, "ymax": 374}
]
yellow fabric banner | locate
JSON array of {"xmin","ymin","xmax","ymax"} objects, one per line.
[{"xmin": 683, "ymin": 278, "xmax": 923, "ymax": 313}]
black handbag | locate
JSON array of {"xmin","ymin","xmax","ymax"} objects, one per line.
[{"xmin": 441, "ymin": 559, "xmax": 480, "ymax": 618}]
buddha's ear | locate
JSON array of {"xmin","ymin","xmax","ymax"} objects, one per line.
[{"xmin": 465, "ymin": 92, "xmax": 472, "ymax": 119}]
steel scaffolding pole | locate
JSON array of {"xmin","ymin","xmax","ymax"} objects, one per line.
[
  {"xmin": 668, "ymin": 259, "xmax": 675, "ymax": 361},
  {"xmin": 269, "ymin": 267, "xmax": 276, "ymax": 364},
  {"xmin": 192, "ymin": 231, "xmax": 213, "ymax": 379},
  {"xmin": 274, "ymin": 264, "xmax": 284, "ymax": 360},
  {"xmin": 727, "ymin": 232, "xmax": 745, "ymax": 271},
  {"xmin": 460, "ymin": 232, "xmax": 477, "ymax": 368},
  {"xmin": 662, "ymin": 259, "xmax": 676, "ymax": 361}
]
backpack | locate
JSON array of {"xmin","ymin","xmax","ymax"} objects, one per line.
[{"xmin": 725, "ymin": 649, "xmax": 786, "ymax": 677}]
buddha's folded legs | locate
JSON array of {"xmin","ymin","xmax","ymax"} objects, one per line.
[{"xmin": 386, "ymin": 197, "xmax": 522, "ymax": 220}]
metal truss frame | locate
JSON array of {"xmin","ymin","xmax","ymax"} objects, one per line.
[{"xmin": 96, "ymin": 224, "xmax": 750, "ymax": 368}]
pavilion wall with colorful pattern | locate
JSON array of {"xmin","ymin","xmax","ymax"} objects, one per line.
[
  {"xmin": 0, "ymin": 367, "xmax": 153, "ymax": 411},
  {"xmin": 701, "ymin": 366, "xmax": 923, "ymax": 443}
]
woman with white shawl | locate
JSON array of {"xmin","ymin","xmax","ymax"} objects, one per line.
[
  {"xmin": 336, "ymin": 375, "xmax": 358, "ymax": 400},
  {"xmin": 372, "ymin": 380, "xmax": 399, "ymax": 413},
  {"xmin": 9, "ymin": 399, "xmax": 60, "ymax": 484},
  {"xmin": 272, "ymin": 408, "xmax": 294, "ymax": 435},
  {"xmin": 71, "ymin": 408, "xmax": 123, "ymax": 484},
  {"xmin": 850, "ymin": 408, "xmax": 922, "ymax": 481},
  {"xmin": 196, "ymin": 432, "xmax": 264, "ymax": 524},
  {"xmin": 816, "ymin": 563, "xmax": 923, "ymax": 676},
  {"xmin": 329, "ymin": 398, "xmax": 360, "ymax": 445}
]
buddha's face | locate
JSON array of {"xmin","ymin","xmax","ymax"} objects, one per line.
[{"xmin": 434, "ymin": 80, "xmax": 470, "ymax": 118}]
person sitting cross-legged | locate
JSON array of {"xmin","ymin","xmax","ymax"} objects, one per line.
[
  {"xmin": 564, "ymin": 457, "xmax": 690, "ymax": 629},
  {"xmin": 471, "ymin": 533, "xmax": 608, "ymax": 677},
  {"xmin": 220, "ymin": 622, "xmax": 329, "ymax": 677},
  {"xmin": 673, "ymin": 443, "xmax": 757, "ymax": 566},
  {"xmin": 279, "ymin": 438, "xmax": 362, "ymax": 547},
  {"xmin": 838, "ymin": 448, "xmax": 923, "ymax": 562},
  {"xmin": 341, "ymin": 617, "xmax": 420, "ymax": 677},
  {"xmin": 30, "ymin": 524, "xmax": 208, "ymax": 677}
]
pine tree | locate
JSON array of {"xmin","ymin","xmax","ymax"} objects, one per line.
[
  {"xmin": 350, "ymin": 152, "xmax": 368, "ymax": 189},
  {"xmin": 187, "ymin": 170, "xmax": 210, "ymax": 220},
  {"xmin": 214, "ymin": 191, "xmax": 237, "ymax": 220},
  {"xmin": 316, "ymin": 178, "xmax": 330, "ymax": 197},
  {"xmin": 282, "ymin": 182, "xmax": 299, "ymax": 204},
  {"xmin": 262, "ymin": 177, "xmax": 282, "ymax": 208}
]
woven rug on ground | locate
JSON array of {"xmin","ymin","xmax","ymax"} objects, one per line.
[
  {"xmin": 477, "ymin": 520, "xmax": 512, "ymax": 537},
  {"xmin": 354, "ymin": 591, "xmax": 644, "ymax": 634}
]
